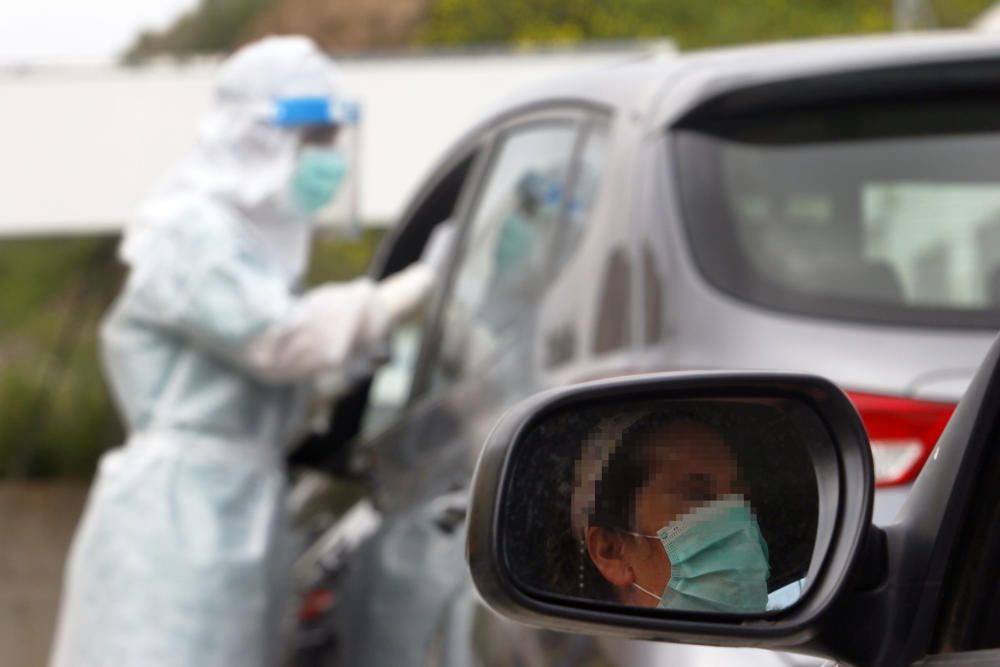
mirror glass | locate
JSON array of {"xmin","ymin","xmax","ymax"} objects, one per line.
[{"xmin": 502, "ymin": 396, "xmax": 835, "ymax": 615}]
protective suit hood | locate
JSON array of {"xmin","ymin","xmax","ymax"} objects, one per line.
[{"xmin": 121, "ymin": 36, "xmax": 347, "ymax": 282}]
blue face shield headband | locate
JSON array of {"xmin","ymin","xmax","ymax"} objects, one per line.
[{"xmin": 272, "ymin": 96, "xmax": 361, "ymax": 127}]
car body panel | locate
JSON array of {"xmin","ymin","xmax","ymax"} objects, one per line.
[{"xmin": 499, "ymin": 33, "xmax": 1000, "ymax": 133}]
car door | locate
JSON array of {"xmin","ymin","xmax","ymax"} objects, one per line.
[
  {"xmin": 913, "ymin": 387, "xmax": 1000, "ymax": 665},
  {"xmin": 333, "ymin": 107, "xmax": 619, "ymax": 667},
  {"xmin": 362, "ymin": 108, "xmax": 609, "ymax": 513}
]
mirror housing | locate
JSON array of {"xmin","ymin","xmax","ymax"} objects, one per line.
[{"xmin": 467, "ymin": 372, "xmax": 874, "ymax": 652}]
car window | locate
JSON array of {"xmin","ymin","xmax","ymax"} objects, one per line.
[
  {"xmin": 540, "ymin": 120, "xmax": 612, "ymax": 372},
  {"xmin": 862, "ymin": 183, "xmax": 1000, "ymax": 307},
  {"xmin": 555, "ymin": 121, "xmax": 609, "ymax": 269},
  {"xmin": 358, "ymin": 153, "xmax": 478, "ymax": 439},
  {"xmin": 430, "ymin": 120, "xmax": 580, "ymax": 389},
  {"xmin": 675, "ymin": 94, "xmax": 1000, "ymax": 329}
]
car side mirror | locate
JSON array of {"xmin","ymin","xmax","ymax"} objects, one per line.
[{"xmin": 467, "ymin": 372, "xmax": 875, "ymax": 650}]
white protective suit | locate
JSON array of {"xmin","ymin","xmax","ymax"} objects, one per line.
[{"xmin": 49, "ymin": 36, "xmax": 434, "ymax": 667}]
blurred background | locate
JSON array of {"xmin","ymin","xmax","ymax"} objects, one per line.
[{"xmin": 1, "ymin": 0, "xmax": 998, "ymax": 664}]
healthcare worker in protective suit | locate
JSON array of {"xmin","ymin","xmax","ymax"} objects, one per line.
[{"xmin": 49, "ymin": 36, "xmax": 445, "ymax": 667}]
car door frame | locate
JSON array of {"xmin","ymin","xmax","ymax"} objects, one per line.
[
  {"xmin": 340, "ymin": 102, "xmax": 614, "ymax": 482},
  {"xmin": 798, "ymin": 334, "xmax": 1000, "ymax": 667},
  {"xmin": 405, "ymin": 102, "xmax": 614, "ymax": 404}
]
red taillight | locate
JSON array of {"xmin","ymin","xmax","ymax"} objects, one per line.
[
  {"xmin": 845, "ymin": 391, "xmax": 956, "ymax": 488},
  {"xmin": 298, "ymin": 588, "xmax": 334, "ymax": 622}
]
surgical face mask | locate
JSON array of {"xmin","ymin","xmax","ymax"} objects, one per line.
[
  {"xmin": 495, "ymin": 213, "xmax": 537, "ymax": 275},
  {"xmin": 291, "ymin": 147, "xmax": 348, "ymax": 215},
  {"xmin": 628, "ymin": 494, "xmax": 770, "ymax": 614}
]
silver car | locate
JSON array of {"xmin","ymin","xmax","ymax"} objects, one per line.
[{"xmin": 291, "ymin": 31, "xmax": 1000, "ymax": 666}]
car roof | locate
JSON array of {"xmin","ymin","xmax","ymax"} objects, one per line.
[{"xmin": 494, "ymin": 31, "xmax": 1000, "ymax": 129}]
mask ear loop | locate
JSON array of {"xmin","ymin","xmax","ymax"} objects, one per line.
[
  {"xmin": 618, "ymin": 529, "xmax": 667, "ymax": 602},
  {"xmin": 632, "ymin": 581, "xmax": 662, "ymax": 603},
  {"xmin": 621, "ymin": 530, "xmax": 660, "ymax": 539}
]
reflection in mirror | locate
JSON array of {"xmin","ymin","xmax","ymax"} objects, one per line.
[{"xmin": 503, "ymin": 398, "xmax": 831, "ymax": 616}]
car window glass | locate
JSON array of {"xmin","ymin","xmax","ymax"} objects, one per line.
[
  {"xmin": 728, "ymin": 181, "xmax": 1000, "ymax": 310},
  {"xmin": 676, "ymin": 97, "xmax": 1000, "ymax": 328},
  {"xmin": 431, "ymin": 121, "xmax": 579, "ymax": 388},
  {"xmin": 358, "ymin": 153, "xmax": 477, "ymax": 439},
  {"xmin": 861, "ymin": 184, "xmax": 1000, "ymax": 307},
  {"xmin": 555, "ymin": 122, "xmax": 609, "ymax": 267}
]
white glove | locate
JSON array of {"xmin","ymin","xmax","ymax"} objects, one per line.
[
  {"xmin": 374, "ymin": 264, "xmax": 433, "ymax": 325},
  {"xmin": 420, "ymin": 221, "xmax": 457, "ymax": 275},
  {"xmin": 368, "ymin": 222, "xmax": 457, "ymax": 325},
  {"xmin": 243, "ymin": 278, "xmax": 377, "ymax": 383}
]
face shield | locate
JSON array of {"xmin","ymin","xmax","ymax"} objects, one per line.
[{"xmin": 273, "ymin": 96, "xmax": 363, "ymax": 237}]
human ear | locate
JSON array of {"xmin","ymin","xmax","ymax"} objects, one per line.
[{"xmin": 586, "ymin": 526, "xmax": 635, "ymax": 589}]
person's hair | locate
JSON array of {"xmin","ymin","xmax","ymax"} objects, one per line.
[{"xmin": 592, "ymin": 410, "xmax": 720, "ymax": 531}]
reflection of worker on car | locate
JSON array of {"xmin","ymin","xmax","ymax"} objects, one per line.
[
  {"xmin": 438, "ymin": 169, "xmax": 565, "ymax": 377},
  {"xmin": 572, "ymin": 411, "xmax": 771, "ymax": 613},
  {"xmin": 482, "ymin": 170, "xmax": 564, "ymax": 332},
  {"xmin": 488, "ymin": 170, "xmax": 562, "ymax": 342},
  {"xmin": 493, "ymin": 170, "xmax": 561, "ymax": 276}
]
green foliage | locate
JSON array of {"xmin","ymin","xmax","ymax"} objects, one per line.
[
  {"xmin": 421, "ymin": 0, "xmax": 995, "ymax": 50},
  {"xmin": 305, "ymin": 228, "xmax": 386, "ymax": 285},
  {"xmin": 0, "ymin": 238, "xmax": 124, "ymax": 478},
  {"xmin": 123, "ymin": 0, "xmax": 276, "ymax": 64},
  {"xmin": 121, "ymin": 0, "xmax": 995, "ymax": 62},
  {"xmin": 935, "ymin": 0, "xmax": 1000, "ymax": 27},
  {"xmin": 0, "ymin": 231, "xmax": 384, "ymax": 479}
]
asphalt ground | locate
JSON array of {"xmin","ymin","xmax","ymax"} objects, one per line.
[{"xmin": 0, "ymin": 481, "xmax": 88, "ymax": 667}]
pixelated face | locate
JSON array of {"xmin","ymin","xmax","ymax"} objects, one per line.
[
  {"xmin": 623, "ymin": 419, "xmax": 746, "ymax": 604},
  {"xmin": 634, "ymin": 419, "xmax": 746, "ymax": 534}
]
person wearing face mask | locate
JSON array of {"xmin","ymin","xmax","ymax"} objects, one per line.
[
  {"xmin": 492, "ymin": 169, "xmax": 564, "ymax": 278},
  {"xmin": 48, "ymin": 36, "xmax": 450, "ymax": 667},
  {"xmin": 571, "ymin": 411, "xmax": 772, "ymax": 614}
]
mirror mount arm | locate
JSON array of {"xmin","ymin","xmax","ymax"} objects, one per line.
[
  {"xmin": 851, "ymin": 525, "xmax": 888, "ymax": 592},
  {"xmin": 807, "ymin": 525, "xmax": 890, "ymax": 667}
]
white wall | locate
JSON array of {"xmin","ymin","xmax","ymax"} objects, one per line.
[{"xmin": 0, "ymin": 44, "xmax": 670, "ymax": 237}]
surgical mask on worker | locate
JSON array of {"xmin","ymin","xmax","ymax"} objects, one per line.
[
  {"xmin": 291, "ymin": 147, "xmax": 348, "ymax": 215},
  {"xmin": 629, "ymin": 494, "xmax": 770, "ymax": 614}
]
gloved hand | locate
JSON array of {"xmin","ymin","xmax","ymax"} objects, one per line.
[
  {"xmin": 420, "ymin": 221, "xmax": 457, "ymax": 275},
  {"xmin": 371, "ymin": 221, "xmax": 457, "ymax": 324}
]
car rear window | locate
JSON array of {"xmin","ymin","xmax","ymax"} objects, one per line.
[{"xmin": 673, "ymin": 82, "xmax": 1000, "ymax": 329}]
